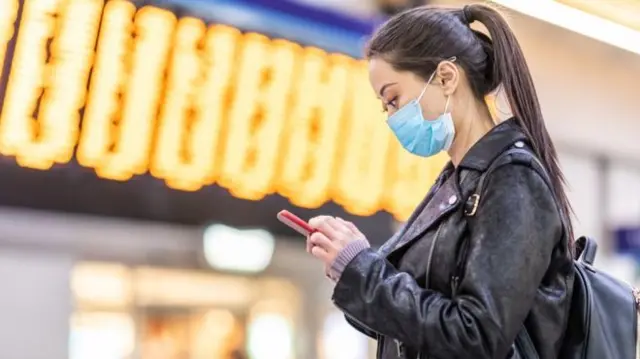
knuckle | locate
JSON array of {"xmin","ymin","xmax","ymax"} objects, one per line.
[{"xmin": 310, "ymin": 216, "xmax": 330, "ymax": 227}]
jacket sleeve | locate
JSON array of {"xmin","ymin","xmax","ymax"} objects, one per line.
[
  {"xmin": 331, "ymin": 164, "xmax": 563, "ymax": 358},
  {"xmin": 344, "ymin": 315, "xmax": 377, "ymax": 339}
]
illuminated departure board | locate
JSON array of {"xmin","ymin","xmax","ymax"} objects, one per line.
[{"xmin": 0, "ymin": 0, "xmax": 450, "ymax": 220}]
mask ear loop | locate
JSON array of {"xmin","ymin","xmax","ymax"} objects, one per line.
[
  {"xmin": 443, "ymin": 95, "xmax": 451, "ymax": 114},
  {"xmin": 417, "ymin": 70, "xmax": 437, "ymax": 102}
]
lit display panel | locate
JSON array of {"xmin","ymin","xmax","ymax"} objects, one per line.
[{"xmin": 0, "ymin": 0, "xmax": 449, "ymax": 220}]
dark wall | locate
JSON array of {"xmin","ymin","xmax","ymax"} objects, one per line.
[{"xmin": 0, "ymin": 159, "xmax": 395, "ymax": 246}]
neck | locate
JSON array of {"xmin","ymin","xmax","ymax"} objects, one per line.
[{"xmin": 448, "ymin": 102, "xmax": 495, "ymax": 166}]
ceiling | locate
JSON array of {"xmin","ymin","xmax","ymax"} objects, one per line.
[{"xmin": 557, "ymin": 0, "xmax": 640, "ymax": 31}]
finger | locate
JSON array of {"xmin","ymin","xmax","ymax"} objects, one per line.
[
  {"xmin": 336, "ymin": 217, "xmax": 364, "ymax": 237},
  {"xmin": 311, "ymin": 244, "xmax": 331, "ymax": 262},
  {"xmin": 324, "ymin": 217, "xmax": 349, "ymax": 233},
  {"xmin": 308, "ymin": 216, "xmax": 337, "ymax": 240},
  {"xmin": 308, "ymin": 215, "xmax": 333, "ymax": 229},
  {"xmin": 314, "ymin": 218, "xmax": 345, "ymax": 241},
  {"xmin": 306, "ymin": 236, "xmax": 314, "ymax": 253},
  {"xmin": 309, "ymin": 232, "xmax": 335, "ymax": 251},
  {"xmin": 323, "ymin": 263, "xmax": 333, "ymax": 281},
  {"xmin": 324, "ymin": 218, "xmax": 358, "ymax": 242}
]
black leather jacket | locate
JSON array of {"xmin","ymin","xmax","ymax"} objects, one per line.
[{"xmin": 332, "ymin": 120, "xmax": 574, "ymax": 359}]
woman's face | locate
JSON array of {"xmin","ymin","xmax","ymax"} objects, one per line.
[{"xmin": 368, "ymin": 58, "xmax": 452, "ymax": 120}]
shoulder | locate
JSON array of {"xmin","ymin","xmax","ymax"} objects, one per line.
[
  {"xmin": 477, "ymin": 147, "xmax": 555, "ymax": 200},
  {"xmin": 486, "ymin": 159, "xmax": 552, "ymax": 195},
  {"xmin": 470, "ymin": 151, "xmax": 563, "ymax": 242}
]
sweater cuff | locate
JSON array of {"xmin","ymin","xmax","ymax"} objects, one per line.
[{"xmin": 329, "ymin": 239, "xmax": 370, "ymax": 281}]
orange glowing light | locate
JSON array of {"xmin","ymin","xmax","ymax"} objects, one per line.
[{"xmin": 0, "ymin": 0, "xmax": 448, "ymax": 220}]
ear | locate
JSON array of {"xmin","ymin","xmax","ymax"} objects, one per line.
[{"xmin": 435, "ymin": 60, "xmax": 460, "ymax": 97}]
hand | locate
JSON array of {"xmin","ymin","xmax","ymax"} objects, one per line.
[{"xmin": 306, "ymin": 216, "xmax": 368, "ymax": 277}]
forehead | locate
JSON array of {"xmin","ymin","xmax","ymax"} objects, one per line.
[
  {"xmin": 368, "ymin": 58, "xmax": 398, "ymax": 90},
  {"xmin": 368, "ymin": 58, "xmax": 418, "ymax": 96}
]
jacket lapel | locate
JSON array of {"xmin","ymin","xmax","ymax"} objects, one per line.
[
  {"xmin": 388, "ymin": 172, "xmax": 462, "ymax": 254},
  {"xmin": 378, "ymin": 169, "xmax": 449, "ymax": 256}
]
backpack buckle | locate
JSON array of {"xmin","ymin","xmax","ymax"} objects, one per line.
[{"xmin": 464, "ymin": 194, "xmax": 480, "ymax": 216}]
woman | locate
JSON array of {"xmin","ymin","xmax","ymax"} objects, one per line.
[{"xmin": 306, "ymin": 3, "xmax": 575, "ymax": 359}]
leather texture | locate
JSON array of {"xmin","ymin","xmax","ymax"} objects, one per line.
[
  {"xmin": 332, "ymin": 120, "xmax": 574, "ymax": 359},
  {"xmin": 482, "ymin": 149, "xmax": 639, "ymax": 358},
  {"xmin": 559, "ymin": 236, "xmax": 638, "ymax": 359}
]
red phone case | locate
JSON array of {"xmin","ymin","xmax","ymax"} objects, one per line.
[{"xmin": 277, "ymin": 210, "xmax": 315, "ymax": 236}]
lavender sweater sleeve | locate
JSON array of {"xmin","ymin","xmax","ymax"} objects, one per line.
[{"xmin": 329, "ymin": 239, "xmax": 370, "ymax": 281}]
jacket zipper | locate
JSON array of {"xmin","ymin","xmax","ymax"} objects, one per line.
[
  {"xmin": 420, "ymin": 172, "xmax": 468, "ymax": 359},
  {"xmin": 397, "ymin": 224, "xmax": 444, "ymax": 359},
  {"xmin": 451, "ymin": 172, "xmax": 473, "ymax": 297},
  {"xmin": 415, "ymin": 173, "xmax": 468, "ymax": 358},
  {"xmin": 395, "ymin": 339, "xmax": 405, "ymax": 357},
  {"xmin": 337, "ymin": 224, "xmax": 443, "ymax": 359},
  {"xmin": 337, "ymin": 183, "xmax": 453, "ymax": 359},
  {"xmin": 451, "ymin": 236, "xmax": 470, "ymax": 297}
]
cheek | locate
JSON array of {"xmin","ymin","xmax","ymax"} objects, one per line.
[{"xmin": 419, "ymin": 93, "xmax": 447, "ymax": 120}]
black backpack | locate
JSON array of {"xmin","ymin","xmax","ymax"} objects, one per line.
[
  {"xmin": 560, "ymin": 236, "xmax": 639, "ymax": 358},
  {"xmin": 457, "ymin": 145, "xmax": 639, "ymax": 359}
]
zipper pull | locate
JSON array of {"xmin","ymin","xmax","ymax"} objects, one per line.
[
  {"xmin": 395, "ymin": 339, "xmax": 405, "ymax": 358},
  {"xmin": 451, "ymin": 276, "xmax": 460, "ymax": 296}
]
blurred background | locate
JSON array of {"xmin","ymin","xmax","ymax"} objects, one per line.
[{"xmin": 0, "ymin": 0, "xmax": 638, "ymax": 358}]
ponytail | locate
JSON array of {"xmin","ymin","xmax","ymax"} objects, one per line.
[{"xmin": 463, "ymin": 4, "xmax": 575, "ymax": 244}]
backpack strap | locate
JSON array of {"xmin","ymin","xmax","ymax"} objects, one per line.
[
  {"xmin": 575, "ymin": 236, "xmax": 598, "ymax": 265},
  {"xmin": 453, "ymin": 143, "xmax": 539, "ymax": 293},
  {"xmin": 464, "ymin": 144, "xmax": 550, "ymax": 217},
  {"xmin": 463, "ymin": 148, "xmax": 517, "ymax": 217},
  {"xmin": 453, "ymin": 144, "xmax": 530, "ymax": 288},
  {"xmin": 455, "ymin": 143, "xmax": 544, "ymax": 358},
  {"xmin": 462, "ymin": 139, "xmax": 526, "ymax": 216}
]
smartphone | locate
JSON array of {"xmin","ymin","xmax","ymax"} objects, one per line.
[{"xmin": 277, "ymin": 210, "xmax": 315, "ymax": 236}]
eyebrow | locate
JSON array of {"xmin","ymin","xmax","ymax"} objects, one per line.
[{"xmin": 378, "ymin": 82, "xmax": 397, "ymax": 97}]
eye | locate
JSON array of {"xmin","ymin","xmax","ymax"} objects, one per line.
[{"xmin": 381, "ymin": 96, "xmax": 398, "ymax": 113}]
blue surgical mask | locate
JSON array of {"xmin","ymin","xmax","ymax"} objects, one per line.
[{"xmin": 386, "ymin": 72, "xmax": 455, "ymax": 157}]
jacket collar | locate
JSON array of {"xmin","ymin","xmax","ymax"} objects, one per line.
[
  {"xmin": 455, "ymin": 118, "xmax": 528, "ymax": 172},
  {"xmin": 384, "ymin": 119, "xmax": 529, "ymax": 257}
]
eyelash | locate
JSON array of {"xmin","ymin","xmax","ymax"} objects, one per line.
[{"xmin": 382, "ymin": 96, "xmax": 398, "ymax": 113}]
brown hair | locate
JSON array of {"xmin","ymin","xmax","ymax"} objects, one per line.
[{"xmin": 367, "ymin": 4, "xmax": 574, "ymax": 243}]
